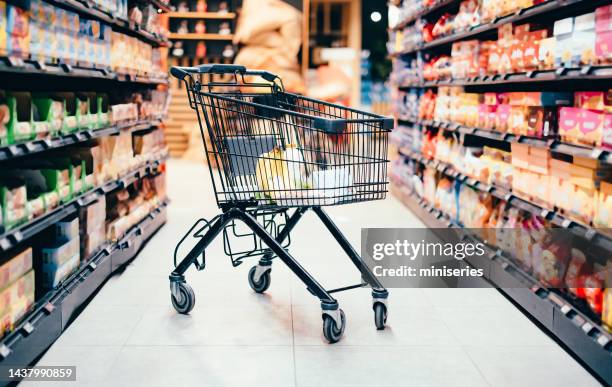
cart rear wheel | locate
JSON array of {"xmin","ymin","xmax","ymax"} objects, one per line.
[
  {"xmin": 323, "ymin": 309, "xmax": 346, "ymax": 343},
  {"xmin": 171, "ymin": 282, "xmax": 195, "ymax": 314},
  {"xmin": 248, "ymin": 266, "xmax": 271, "ymax": 293},
  {"xmin": 373, "ymin": 303, "xmax": 387, "ymax": 330}
]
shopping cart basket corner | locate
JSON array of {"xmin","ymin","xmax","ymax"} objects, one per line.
[{"xmin": 168, "ymin": 64, "xmax": 391, "ymax": 343}]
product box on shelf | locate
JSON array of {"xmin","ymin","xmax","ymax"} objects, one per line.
[
  {"xmin": 79, "ymin": 195, "xmax": 106, "ymax": 258},
  {"xmin": 41, "ymin": 252, "xmax": 79, "ymax": 289},
  {"xmin": 0, "ymin": 269, "xmax": 35, "ymax": 335},
  {"xmin": 0, "ymin": 1, "xmax": 7, "ymax": 56},
  {"xmin": 41, "ymin": 235, "xmax": 79, "ymax": 266},
  {"xmin": 53, "ymin": 217, "xmax": 79, "ymax": 242},
  {"xmin": 31, "ymin": 94, "xmax": 64, "ymax": 135},
  {"xmin": 0, "ymin": 178, "xmax": 27, "ymax": 229},
  {"xmin": 573, "ymin": 12, "xmax": 596, "ymax": 66},
  {"xmin": 5, "ymin": 92, "xmax": 33, "ymax": 144},
  {"xmin": 554, "ymin": 17, "xmax": 575, "ymax": 68},
  {"xmin": 0, "ymin": 247, "xmax": 32, "ymax": 291},
  {"xmin": 6, "ymin": 4, "xmax": 29, "ymax": 59}
]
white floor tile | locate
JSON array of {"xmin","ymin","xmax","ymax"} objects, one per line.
[
  {"xmin": 29, "ymin": 160, "xmax": 599, "ymax": 386},
  {"xmin": 294, "ymin": 346, "xmax": 490, "ymax": 387},
  {"xmin": 464, "ymin": 346, "xmax": 601, "ymax": 387},
  {"xmin": 106, "ymin": 346, "xmax": 295, "ymax": 387}
]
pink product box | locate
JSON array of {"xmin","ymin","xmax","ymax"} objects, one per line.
[
  {"xmin": 603, "ymin": 114, "xmax": 612, "ymax": 149},
  {"xmin": 596, "ymin": 5, "xmax": 612, "ymax": 33},
  {"xmin": 558, "ymin": 107, "xmax": 581, "ymax": 141},
  {"xmin": 580, "ymin": 109, "xmax": 604, "ymax": 146},
  {"xmin": 595, "ymin": 30, "xmax": 612, "ymax": 62}
]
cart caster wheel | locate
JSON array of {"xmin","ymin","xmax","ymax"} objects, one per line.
[
  {"xmin": 171, "ymin": 282, "xmax": 195, "ymax": 314},
  {"xmin": 248, "ymin": 266, "xmax": 271, "ymax": 293},
  {"xmin": 373, "ymin": 302, "xmax": 387, "ymax": 330},
  {"xmin": 323, "ymin": 309, "xmax": 346, "ymax": 343}
]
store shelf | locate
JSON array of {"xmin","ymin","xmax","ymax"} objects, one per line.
[
  {"xmin": 43, "ymin": 0, "xmax": 168, "ymax": 47},
  {"xmin": 389, "ymin": 0, "xmax": 458, "ymax": 31},
  {"xmin": 150, "ymin": 0, "xmax": 172, "ymax": 13},
  {"xmin": 391, "ymin": 179, "xmax": 612, "ymax": 384},
  {"xmin": 0, "ymin": 159, "xmax": 165, "ymax": 253},
  {"xmin": 399, "ymin": 148, "xmax": 612, "ymax": 254},
  {"xmin": 399, "ymin": 66, "xmax": 612, "ymax": 88},
  {"xmin": 168, "ymin": 11, "xmax": 236, "ymax": 19},
  {"xmin": 168, "ymin": 33, "xmax": 234, "ymax": 40},
  {"xmin": 0, "ymin": 201, "xmax": 167, "ymax": 377},
  {"xmin": 0, "ymin": 57, "xmax": 168, "ymax": 85},
  {"xmin": 412, "ymin": 118, "xmax": 612, "ymax": 164},
  {"xmin": 0, "ymin": 119, "xmax": 161, "ymax": 162},
  {"xmin": 391, "ymin": 0, "xmax": 608, "ymax": 56}
]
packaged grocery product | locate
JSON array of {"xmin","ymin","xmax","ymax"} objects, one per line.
[
  {"xmin": 538, "ymin": 37, "xmax": 556, "ymax": 69},
  {"xmin": 0, "ymin": 2, "xmax": 6, "ymax": 56},
  {"xmin": 578, "ymin": 109, "xmax": 604, "ymax": 146},
  {"xmin": 603, "ymin": 288, "xmax": 612, "ymax": 332},
  {"xmin": 582, "ymin": 270, "xmax": 604, "ymax": 315},
  {"xmin": 41, "ymin": 252, "xmax": 79, "ymax": 289},
  {"xmin": 41, "ymin": 236, "xmax": 80, "ymax": 266},
  {"xmin": 0, "ymin": 179, "xmax": 28, "ymax": 228},
  {"xmin": 53, "ymin": 217, "xmax": 79, "ymax": 242},
  {"xmin": 0, "ymin": 270, "xmax": 34, "ymax": 318},
  {"xmin": 533, "ymin": 236, "xmax": 570, "ymax": 287},
  {"xmin": 554, "ymin": 17, "xmax": 574, "ymax": 67},
  {"xmin": 0, "ymin": 248, "xmax": 32, "ymax": 291},
  {"xmin": 558, "ymin": 107, "xmax": 581, "ymax": 143},
  {"xmin": 595, "ymin": 181, "xmax": 612, "ymax": 227}
]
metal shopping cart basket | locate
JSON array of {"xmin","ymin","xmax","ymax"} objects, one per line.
[{"xmin": 169, "ymin": 64, "xmax": 393, "ymax": 343}]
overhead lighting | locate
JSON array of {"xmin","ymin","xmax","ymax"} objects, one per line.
[{"xmin": 370, "ymin": 11, "xmax": 382, "ymax": 23}]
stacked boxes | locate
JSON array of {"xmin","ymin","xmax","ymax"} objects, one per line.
[
  {"xmin": 79, "ymin": 196, "xmax": 106, "ymax": 258},
  {"xmin": 40, "ymin": 217, "xmax": 80, "ymax": 290},
  {"xmin": 0, "ymin": 248, "xmax": 35, "ymax": 337}
]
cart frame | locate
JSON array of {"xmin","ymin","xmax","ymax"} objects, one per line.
[{"xmin": 169, "ymin": 64, "xmax": 391, "ymax": 343}]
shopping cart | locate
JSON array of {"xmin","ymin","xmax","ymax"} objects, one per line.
[{"xmin": 169, "ymin": 64, "xmax": 393, "ymax": 343}]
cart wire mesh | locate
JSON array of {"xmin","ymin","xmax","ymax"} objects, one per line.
[{"xmin": 183, "ymin": 70, "xmax": 393, "ymax": 209}]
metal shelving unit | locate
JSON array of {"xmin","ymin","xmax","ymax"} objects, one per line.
[
  {"xmin": 0, "ymin": 201, "xmax": 168, "ymax": 380},
  {"xmin": 400, "ymin": 118, "xmax": 612, "ymax": 164},
  {"xmin": 0, "ymin": 159, "xmax": 165, "ymax": 252},
  {"xmin": 0, "ymin": 0, "xmax": 171, "ymax": 376},
  {"xmin": 391, "ymin": 173, "xmax": 612, "ymax": 384},
  {"xmin": 168, "ymin": 33, "xmax": 234, "ymax": 40},
  {"xmin": 390, "ymin": 0, "xmax": 611, "ymax": 56},
  {"xmin": 389, "ymin": 0, "xmax": 458, "ymax": 32},
  {"xmin": 0, "ymin": 57, "xmax": 168, "ymax": 85},
  {"xmin": 43, "ymin": 0, "xmax": 168, "ymax": 47},
  {"xmin": 0, "ymin": 119, "xmax": 162, "ymax": 162}
]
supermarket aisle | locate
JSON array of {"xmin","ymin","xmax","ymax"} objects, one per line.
[{"xmin": 28, "ymin": 160, "xmax": 599, "ymax": 387}]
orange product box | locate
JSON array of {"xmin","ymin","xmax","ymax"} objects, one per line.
[
  {"xmin": 567, "ymin": 183, "xmax": 596, "ymax": 224},
  {"xmin": 594, "ymin": 181, "xmax": 612, "ymax": 228},
  {"xmin": 0, "ymin": 248, "xmax": 32, "ymax": 291},
  {"xmin": 575, "ymin": 91, "xmax": 607, "ymax": 111},
  {"xmin": 527, "ymin": 148, "xmax": 550, "ymax": 175},
  {"xmin": 511, "ymin": 143, "xmax": 530, "ymax": 169}
]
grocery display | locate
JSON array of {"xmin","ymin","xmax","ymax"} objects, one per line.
[
  {"xmin": 389, "ymin": 0, "xmax": 612, "ymax": 383},
  {"xmin": 0, "ymin": 0, "xmax": 170, "ymax": 380}
]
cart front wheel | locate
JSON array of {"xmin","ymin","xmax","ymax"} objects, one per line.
[
  {"xmin": 323, "ymin": 309, "xmax": 346, "ymax": 343},
  {"xmin": 171, "ymin": 282, "xmax": 196, "ymax": 314},
  {"xmin": 373, "ymin": 302, "xmax": 387, "ymax": 330},
  {"xmin": 248, "ymin": 266, "xmax": 271, "ymax": 293}
]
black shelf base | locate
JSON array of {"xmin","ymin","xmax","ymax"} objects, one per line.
[{"xmin": 0, "ymin": 203, "xmax": 167, "ymax": 385}]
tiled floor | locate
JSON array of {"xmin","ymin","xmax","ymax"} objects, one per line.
[{"xmin": 26, "ymin": 160, "xmax": 601, "ymax": 387}]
